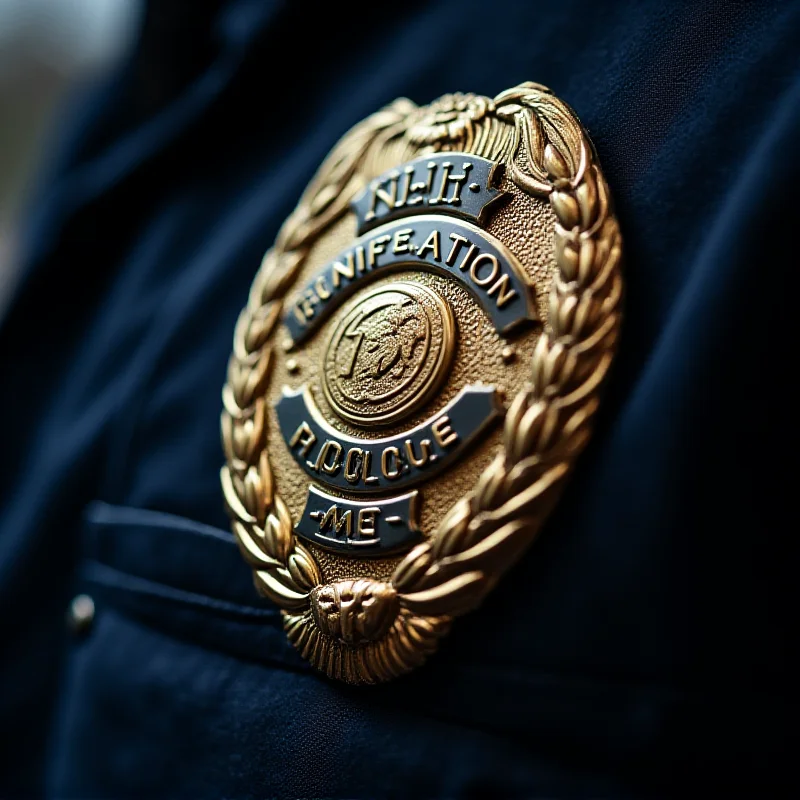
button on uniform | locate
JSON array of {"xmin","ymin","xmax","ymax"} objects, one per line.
[{"xmin": 67, "ymin": 593, "xmax": 95, "ymax": 635}]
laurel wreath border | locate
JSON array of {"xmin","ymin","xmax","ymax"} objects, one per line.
[{"xmin": 220, "ymin": 83, "xmax": 623, "ymax": 684}]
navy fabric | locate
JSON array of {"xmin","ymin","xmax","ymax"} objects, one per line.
[{"xmin": 0, "ymin": 1, "xmax": 796, "ymax": 796}]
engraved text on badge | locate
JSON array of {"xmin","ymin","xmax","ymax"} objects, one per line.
[
  {"xmin": 351, "ymin": 153, "xmax": 506, "ymax": 233},
  {"xmin": 295, "ymin": 485, "xmax": 420, "ymax": 555},
  {"xmin": 276, "ymin": 385, "xmax": 501, "ymax": 493},
  {"xmin": 284, "ymin": 215, "xmax": 537, "ymax": 346}
]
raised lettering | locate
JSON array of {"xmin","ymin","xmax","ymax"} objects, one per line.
[
  {"xmin": 457, "ymin": 242, "xmax": 477, "ymax": 272},
  {"xmin": 368, "ymin": 234, "xmax": 392, "ymax": 268},
  {"xmin": 445, "ymin": 162, "xmax": 473, "ymax": 204},
  {"xmin": 416, "ymin": 229, "xmax": 441, "ymax": 260},
  {"xmin": 381, "ymin": 446, "xmax": 403, "ymax": 479},
  {"xmin": 315, "ymin": 275, "xmax": 331, "ymax": 300},
  {"xmin": 355, "ymin": 245, "xmax": 366, "ymax": 274},
  {"xmin": 289, "ymin": 422, "xmax": 316, "ymax": 459},
  {"xmin": 357, "ymin": 507, "xmax": 381, "ymax": 538},
  {"xmin": 292, "ymin": 302, "xmax": 308, "ymax": 325},
  {"xmin": 318, "ymin": 440, "xmax": 343, "ymax": 475},
  {"xmin": 392, "ymin": 227, "xmax": 414, "ymax": 255},
  {"xmin": 432, "ymin": 416, "xmax": 459, "ymax": 448},
  {"xmin": 295, "ymin": 485, "xmax": 420, "ymax": 553},
  {"xmin": 487, "ymin": 272, "xmax": 518, "ymax": 309},
  {"xmin": 319, "ymin": 505, "xmax": 352, "ymax": 536},
  {"xmin": 283, "ymin": 218, "xmax": 536, "ymax": 346},
  {"xmin": 406, "ymin": 181, "xmax": 427, "ymax": 205},
  {"xmin": 469, "ymin": 253, "xmax": 500, "ymax": 286},
  {"xmin": 299, "ymin": 292, "xmax": 316, "ymax": 320},
  {"xmin": 277, "ymin": 385, "xmax": 500, "ymax": 493},
  {"xmin": 395, "ymin": 166, "xmax": 415, "ymax": 208},
  {"xmin": 429, "ymin": 161, "xmax": 451, "ymax": 204},
  {"xmin": 331, "ymin": 252, "xmax": 355, "ymax": 288},
  {"xmin": 405, "ymin": 438, "xmax": 433, "ymax": 467},
  {"xmin": 343, "ymin": 448, "xmax": 362, "ymax": 484},
  {"xmin": 365, "ymin": 173, "xmax": 399, "ymax": 222},
  {"xmin": 424, "ymin": 161, "xmax": 437, "ymax": 193},
  {"xmin": 446, "ymin": 232, "xmax": 469, "ymax": 265},
  {"xmin": 362, "ymin": 450, "xmax": 379, "ymax": 485}
]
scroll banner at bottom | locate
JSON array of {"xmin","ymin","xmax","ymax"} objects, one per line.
[{"xmin": 295, "ymin": 485, "xmax": 420, "ymax": 555}]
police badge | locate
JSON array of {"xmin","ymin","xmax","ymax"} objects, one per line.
[{"xmin": 221, "ymin": 83, "xmax": 623, "ymax": 683}]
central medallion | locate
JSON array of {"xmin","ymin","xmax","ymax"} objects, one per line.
[{"xmin": 322, "ymin": 282, "xmax": 454, "ymax": 427}]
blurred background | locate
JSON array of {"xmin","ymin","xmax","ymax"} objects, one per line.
[{"xmin": 0, "ymin": 0, "xmax": 141, "ymax": 312}]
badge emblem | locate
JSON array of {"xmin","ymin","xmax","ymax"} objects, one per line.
[{"xmin": 221, "ymin": 83, "xmax": 623, "ymax": 683}]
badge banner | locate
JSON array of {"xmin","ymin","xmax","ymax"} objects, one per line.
[
  {"xmin": 284, "ymin": 215, "xmax": 537, "ymax": 346},
  {"xmin": 276, "ymin": 385, "xmax": 501, "ymax": 493},
  {"xmin": 294, "ymin": 485, "xmax": 420, "ymax": 554},
  {"xmin": 351, "ymin": 152, "xmax": 506, "ymax": 233}
]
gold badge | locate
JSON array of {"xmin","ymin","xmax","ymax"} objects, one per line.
[{"xmin": 221, "ymin": 83, "xmax": 623, "ymax": 683}]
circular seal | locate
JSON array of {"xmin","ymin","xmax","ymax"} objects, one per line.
[{"xmin": 321, "ymin": 282, "xmax": 454, "ymax": 427}]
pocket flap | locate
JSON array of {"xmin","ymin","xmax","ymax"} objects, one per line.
[{"xmin": 80, "ymin": 501, "xmax": 305, "ymax": 669}]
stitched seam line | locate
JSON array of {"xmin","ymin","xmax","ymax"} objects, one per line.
[
  {"xmin": 83, "ymin": 559, "xmax": 278, "ymax": 620},
  {"xmin": 85, "ymin": 500, "xmax": 236, "ymax": 545}
]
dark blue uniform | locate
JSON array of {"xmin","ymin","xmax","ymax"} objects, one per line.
[{"xmin": 1, "ymin": 1, "xmax": 795, "ymax": 796}]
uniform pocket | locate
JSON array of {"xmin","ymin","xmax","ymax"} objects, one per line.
[{"xmin": 78, "ymin": 501, "xmax": 305, "ymax": 670}]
